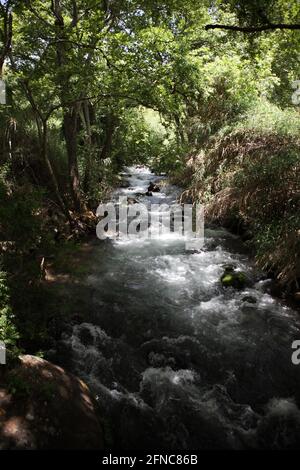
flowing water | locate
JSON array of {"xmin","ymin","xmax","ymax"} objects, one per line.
[{"xmin": 54, "ymin": 166, "xmax": 300, "ymax": 449}]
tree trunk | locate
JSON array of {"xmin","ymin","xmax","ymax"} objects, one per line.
[
  {"xmin": 42, "ymin": 120, "xmax": 72, "ymax": 222},
  {"xmin": 16, "ymin": 79, "xmax": 71, "ymax": 220},
  {"xmin": 80, "ymin": 101, "xmax": 93, "ymax": 193},
  {"xmin": 174, "ymin": 114, "xmax": 186, "ymax": 147},
  {"xmin": 100, "ymin": 113, "xmax": 117, "ymax": 160},
  {"xmin": 0, "ymin": 3, "xmax": 13, "ymax": 79},
  {"xmin": 51, "ymin": 0, "xmax": 85, "ymax": 212},
  {"xmin": 62, "ymin": 105, "xmax": 84, "ymax": 211}
]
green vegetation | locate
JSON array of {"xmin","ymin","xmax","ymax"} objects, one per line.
[
  {"xmin": 220, "ymin": 267, "xmax": 248, "ymax": 290},
  {"xmin": 0, "ymin": 270, "xmax": 20, "ymax": 360},
  {"xmin": 184, "ymin": 100, "xmax": 300, "ymax": 289},
  {"xmin": 7, "ymin": 373, "xmax": 30, "ymax": 398},
  {"xmin": 0, "ymin": 0, "xmax": 299, "ymax": 360}
]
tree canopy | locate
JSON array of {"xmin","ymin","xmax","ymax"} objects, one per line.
[{"xmin": 0, "ymin": 0, "xmax": 299, "ymax": 354}]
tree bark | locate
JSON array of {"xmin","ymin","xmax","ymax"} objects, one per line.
[
  {"xmin": 0, "ymin": 1, "xmax": 13, "ymax": 78},
  {"xmin": 62, "ymin": 105, "xmax": 84, "ymax": 211},
  {"xmin": 51, "ymin": 0, "xmax": 85, "ymax": 212},
  {"xmin": 79, "ymin": 100, "xmax": 93, "ymax": 193},
  {"xmin": 41, "ymin": 119, "xmax": 72, "ymax": 222},
  {"xmin": 100, "ymin": 113, "xmax": 117, "ymax": 160},
  {"xmin": 205, "ymin": 23, "xmax": 300, "ymax": 33},
  {"xmin": 16, "ymin": 79, "xmax": 70, "ymax": 219}
]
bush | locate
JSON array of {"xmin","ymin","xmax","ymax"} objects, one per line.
[
  {"xmin": 184, "ymin": 100, "xmax": 300, "ymax": 289},
  {"xmin": 0, "ymin": 167, "xmax": 44, "ymax": 254},
  {"xmin": 0, "ymin": 270, "xmax": 20, "ymax": 361}
]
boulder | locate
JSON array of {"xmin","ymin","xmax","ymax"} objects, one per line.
[
  {"xmin": 220, "ymin": 266, "xmax": 249, "ymax": 290},
  {"xmin": 222, "ymin": 264, "xmax": 237, "ymax": 271},
  {"xmin": 120, "ymin": 180, "xmax": 130, "ymax": 188},
  {"xmin": 147, "ymin": 182, "xmax": 160, "ymax": 193},
  {"xmin": 0, "ymin": 355, "xmax": 104, "ymax": 449},
  {"xmin": 127, "ymin": 197, "xmax": 138, "ymax": 205},
  {"xmin": 242, "ymin": 295, "xmax": 257, "ymax": 304}
]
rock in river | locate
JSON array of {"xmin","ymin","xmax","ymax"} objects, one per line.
[
  {"xmin": 220, "ymin": 266, "xmax": 249, "ymax": 290},
  {"xmin": 242, "ymin": 295, "xmax": 257, "ymax": 304},
  {"xmin": 148, "ymin": 181, "xmax": 160, "ymax": 193}
]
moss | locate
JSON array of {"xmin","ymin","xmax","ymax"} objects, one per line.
[
  {"xmin": 221, "ymin": 270, "xmax": 248, "ymax": 290},
  {"xmin": 221, "ymin": 274, "xmax": 235, "ymax": 286}
]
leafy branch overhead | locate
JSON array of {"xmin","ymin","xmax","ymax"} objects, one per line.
[
  {"xmin": 205, "ymin": 23, "xmax": 300, "ymax": 32},
  {"xmin": 205, "ymin": 0, "xmax": 300, "ymax": 33},
  {"xmin": 0, "ymin": 2, "xmax": 299, "ymax": 361}
]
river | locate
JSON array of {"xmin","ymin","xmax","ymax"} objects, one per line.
[{"xmin": 54, "ymin": 166, "xmax": 300, "ymax": 449}]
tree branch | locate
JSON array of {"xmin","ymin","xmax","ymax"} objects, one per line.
[
  {"xmin": 205, "ymin": 23, "xmax": 300, "ymax": 32},
  {"xmin": 0, "ymin": 0, "xmax": 13, "ymax": 76}
]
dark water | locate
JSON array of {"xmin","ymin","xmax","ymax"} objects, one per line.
[{"xmin": 55, "ymin": 166, "xmax": 300, "ymax": 449}]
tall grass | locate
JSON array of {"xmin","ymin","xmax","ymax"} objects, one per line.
[{"xmin": 185, "ymin": 99, "xmax": 300, "ymax": 290}]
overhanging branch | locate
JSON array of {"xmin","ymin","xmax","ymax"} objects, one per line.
[{"xmin": 205, "ymin": 23, "xmax": 300, "ymax": 32}]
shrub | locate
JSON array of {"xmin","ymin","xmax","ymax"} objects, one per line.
[
  {"xmin": 184, "ymin": 100, "xmax": 300, "ymax": 289},
  {"xmin": 0, "ymin": 269, "xmax": 20, "ymax": 361}
]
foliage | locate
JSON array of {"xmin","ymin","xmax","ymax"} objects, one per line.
[
  {"xmin": 0, "ymin": 269, "xmax": 20, "ymax": 361},
  {"xmin": 185, "ymin": 99, "xmax": 300, "ymax": 288},
  {"xmin": 0, "ymin": 0, "xmax": 300, "ymax": 356},
  {"xmin": 0, "ymin": 179, "xmax": 44, "ymax": 253},
  {"xmin": 7, "ymin": 373, "xmax": 30, "ymax": 398}
]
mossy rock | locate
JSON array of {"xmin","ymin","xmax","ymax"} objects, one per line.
[
  {"xmin": 221, "ymin": 273, "xmax": 235, "ymax": 287},
  {"xmin": 221, "ymin": 270, "xmax": 248, "ymax": 290}
]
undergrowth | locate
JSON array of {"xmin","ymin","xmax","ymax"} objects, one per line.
[{"xmin": 182, "ymin": 99, "xmax": 300, "ymax": 290}]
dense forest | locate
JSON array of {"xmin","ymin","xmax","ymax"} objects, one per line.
[{"xmin": 0, "ymin": 0, "xmax": 300, "ymax": 452}]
